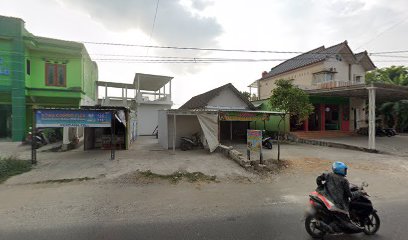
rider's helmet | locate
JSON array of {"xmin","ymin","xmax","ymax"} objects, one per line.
[{"xmin": 332, "ymin": 161, "xmax": 348, "ymax": 176}]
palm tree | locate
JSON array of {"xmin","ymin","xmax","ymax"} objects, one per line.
[{"xmin": 378, "ymin": 100, "xmax": 408, "ymax": 132}]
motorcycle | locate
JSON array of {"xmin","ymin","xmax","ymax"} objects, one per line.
[
  {"xmin": 305, "ymin": 182, "xmax": 380, "ymax": 238},
  {"xmin": 180, "ymin": 133, "xmax": 203, "ymax": 151},
  {"xmin": 24, "ymin": 127, "xmax": 48, "ymax": 149},
  {"xmin": 262, "ymin": 136, "xmax": 273, "ymax": 149},
  {"xmin": 383, "ymin": 128, "xmax": 397, "ymax": 137}
]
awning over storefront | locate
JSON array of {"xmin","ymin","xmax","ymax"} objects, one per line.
[
  {"xmin": 161, "ymin": 109, "xmax": 284, "ymax": 153},
  {"xmin": 305, "ymin": 83, "xmax": 408, "ymax": 103},
  {"xmin": 219, "ymin": 110, "xmax": 284, "ymax": 121},
  {"xmin": 305, "ymin": 83, "xmax": 408, "ymax": 150}
]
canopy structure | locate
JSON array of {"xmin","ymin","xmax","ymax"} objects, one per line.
[
  {"xmin": 160, "ymin": 109, "xmax": 284, "ymax": 153},
  {"xmin": 306, "ymin": 83, "xmax": 408, "ymax": 103},
  {"xmin": 134, "ymin": 73, "xmax": 173, "ymax": 91},
  {"xmin": 306, "ymin": 83, "xmax": 408, "ymax": 150}
]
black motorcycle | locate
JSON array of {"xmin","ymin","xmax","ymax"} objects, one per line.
[
  {"xmin": 305, "ymin": 182, "xmax": 380, "ymax": 238},
  {"xmin": 180, "ymin": 133, "xmax": 203, "ymax": 151}
]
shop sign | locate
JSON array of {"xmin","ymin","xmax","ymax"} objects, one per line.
[
  {"xmin": 219, "ymin": 111, "xmax": 270, "ymax": 121},
  {"xmin": 35, "ymin": 109, "xmax": 112, "ymax": 127},
  {"xmin": 247, "ymin": 130, "xmax": 262, "ymax": 153}
]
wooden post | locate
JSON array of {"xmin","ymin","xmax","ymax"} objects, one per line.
[
  {"xmin": 111, "ymin": 111, "xmax": 115, "ymax": 160},
  {"xmin": 173, "ymin": 113, "xmax": 176, "ymax": 153},
  {"xmin": 230, "ymin": 121, "xmax": 233, "ymax": 140},
  {"xmin": 31, "ymin": 109, "xmax": 37, "ymax": 165}
]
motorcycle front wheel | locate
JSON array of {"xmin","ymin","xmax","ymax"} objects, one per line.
[
  {"xmin": 264, "ymin": 141, "xmax": 272, "ymax": 149},
  {"xmin": 363, "ymin": 212, "xmax": 380, "ymax": 235},
  {"xmin": 305, "ymin": 215, "xmax": 326, "ymax": 238},
  {"xmin": 180, "ymin": 142, "xmax": 190, "ymax": 151}
]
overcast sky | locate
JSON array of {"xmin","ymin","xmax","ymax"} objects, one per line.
[{"xmin": 1, "ymin": 0, "xmax": 407, "ymax": 107}]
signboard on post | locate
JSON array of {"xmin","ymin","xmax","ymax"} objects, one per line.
[
  {"xmin": 247, "ymin": 130, "xmax": 263, "ymax": 163},
  {"xmin": 35, "ymin": 109, "xmax": 112, "ymax": 127},
  {"xmin": 219, "ymin": 111, "xmax": 270, "ymax": 121},
  {"xmin": 32, "ymin": 109, "xmax": 115, "ymax": 165}
]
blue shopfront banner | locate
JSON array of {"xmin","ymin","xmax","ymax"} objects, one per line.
[{"xmin": 36, "ymin": 109, "xmax": 112, "ymax": 127}]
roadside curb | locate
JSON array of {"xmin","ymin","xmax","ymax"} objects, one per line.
[{"xmin": 288, "ymin": 134, "xmax": 381, "ymax": 154}]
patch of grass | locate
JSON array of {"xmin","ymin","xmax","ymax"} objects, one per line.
[
  {"xmin": 139, "ymin": 170, "xmax": 217, "ymax": 183},
  {"xmin": 33, "ymin": 177, "xmax": 96, "ymax": 184},
  {"xmin": 0, "ymin": 157, "xmax": 32, "ymax": 183}
]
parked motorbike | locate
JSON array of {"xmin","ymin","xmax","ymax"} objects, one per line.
[
  {"xmin": 357, "ymin": 127, "xmax": 396, "ymax": 137},
  {"xmin": 180, "ymin": 133, "xmax": 203, "ymax": 151},
  {"xmin": 24, "ymin": 127, "xmax": 48, "ymax": 149},
  {"xmin": 305, "ymin": 182, "xmax": 380, "ymax": 238},
  {"xmin": 262, "ymin": 136, "xmax": 273, "ymax": 149},
  {"xmin": 383, "ymin": 128, "xmax": 397, "ymax": 137}
]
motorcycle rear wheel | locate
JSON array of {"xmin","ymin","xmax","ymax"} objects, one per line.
[
  {"xmin": 305, "ymin": 215, "xmax": 326, "ymax": 238},
  {"xmin": 363, "ymin": 212, "xmax": 380, "ymax": 235}
]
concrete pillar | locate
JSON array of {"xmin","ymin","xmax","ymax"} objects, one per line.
[
  {"xmin": 62, "ymin": 127, "xmax": 70, "ymax": 150},
  {"xmin": 320, "ymin": 104, "xmax": 325, "ymax": 131},
  {"xmin": 169, "ymin": 80, "xmax": 172, "ymax": 101},
  {"xmin": 367, "ymin": 86, "xmax": 376, "ymax": 150}
]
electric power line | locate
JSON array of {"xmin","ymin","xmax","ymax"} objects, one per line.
[{"xmin": 146, "ymin": 0, "xmax": 160, "ymax": 55}]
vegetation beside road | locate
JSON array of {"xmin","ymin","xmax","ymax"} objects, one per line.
[
  {"xmin": 117, "ymin": 170, "xmax": 218, "ymax": 184},
  {"xmin": 0, "ymin": 157, "xmax": 32, "ymax": 183}
]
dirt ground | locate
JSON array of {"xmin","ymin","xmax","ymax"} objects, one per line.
[{"xmin": 1, "ymin": 137, "xmax": 408, "ymax": 239}]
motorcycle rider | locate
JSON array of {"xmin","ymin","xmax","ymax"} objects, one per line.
[{"xmin": 316, "ymin": 161, "xmax": 364, "ymax": 233}]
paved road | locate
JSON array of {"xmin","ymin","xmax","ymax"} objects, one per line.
[{"xmin": 1, "ymin": 198, "xmax": 405, "ymax": 240}]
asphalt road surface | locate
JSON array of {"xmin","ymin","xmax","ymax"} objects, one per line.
[{"xmin": 1, "ymin": 198, "xmax": 405, "ymax": 240}]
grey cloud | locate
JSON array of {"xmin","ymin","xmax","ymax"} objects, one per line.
[
  {"xmin": 191, "ymin": 0, "xmax": 213, "ymax": 11},
  {"xmin": 60, "ymin": 0, "xmax": 222, "ymax": 73}
]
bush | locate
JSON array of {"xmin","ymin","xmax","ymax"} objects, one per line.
[{"xmin": 0, "ymin": 157, "xmax": 32, "ymax": 183}]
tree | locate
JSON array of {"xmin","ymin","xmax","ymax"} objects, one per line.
[
  {"xmin": 366, "ymin": 66, "xmax": 408, "ymax": 132},
  {"xmin": 366, "ymin": 65, "xmax": 408, "ymax": 86},
  {"xmin": 269, "ymin": 79, "xmax": 314, "ymax": 160},
  {"xmin": 379, "ymin": 100, "xmax": 408, "ymax": 132},
  {"xmin": 240, "ymin": 91, "xmax": 251, "ymax": 101}
]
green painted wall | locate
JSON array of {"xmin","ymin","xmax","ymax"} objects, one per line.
[
  {"xmin": 0, "ymin": 16, "xmax": 26, "ymax": 141},
  {"xmin": 250, "ymin": 99, "xmax": 290, "ymax": 133},
  {"xmin": 26, "ymin": 50, "xmax": 83, "ymax": 92},
  {"xmin": 0, "ymin": 38, "xmax": 13, "ymax": 90},
  {"xmin": 310, "ymin": 96, "xmax": 349, "ymax": 104},
  {"xmin": 0, "ymin": 15, "xmax": 98, "ymax": 141}
]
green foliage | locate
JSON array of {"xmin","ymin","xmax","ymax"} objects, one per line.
[
  {"xmin": 368, "ymin": 66, "xmax": 408, "ymax": 131},
  {"xmin": 0, "ymin": 157, "xmax": 32, "ymax": 183},
  {"xmin": 269, "ymin": 79, "xmax": 314, "ymax": 122},
  {"xmin": 379, "ymin": 100, "xmax": 408, "ymax": 131},
  {"xmin": 241, "ymin": 91, "xmax": 251, "ymax": 101},
  {"xmin": 366, "ymin": 66, "xmax": 408, "ymax": 86}
]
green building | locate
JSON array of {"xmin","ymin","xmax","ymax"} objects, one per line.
[
  {"xmin": 250, "ymin": 99, "xmax": 290, "ymax": 133},
  {"xmin": 0, "ymin": 15, "xmax": 98, "ymax": 141}
]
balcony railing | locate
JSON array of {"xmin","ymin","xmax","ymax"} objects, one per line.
[
  {"xmin": 312, "ymin": 80, "xmax": 363, "ymax": 89},
  {"xmin": 136, "ymin": 92, "xmax": 172, "ymax": 104}
]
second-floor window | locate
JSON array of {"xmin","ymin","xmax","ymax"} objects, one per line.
[
  {"xmin": 313, "ymin": 72, "xmax": 334, "ymax": 83},
  {"xmin": 45, "ymin": 63, "xmax": 66, "ymax": 87}
]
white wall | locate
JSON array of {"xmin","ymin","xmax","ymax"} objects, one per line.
[
  {"xmin": 206, "ymin": 88, "xmax": 249, "ymax": 109},
  {"xmin": 137, "ymin": 104, "xmax": 171, "ymax": 135},
  {"xmin": 158, "ymin": 110, "xmax": 168, "ymax": 149},
  {"xmin": 350, "ymin": 97, "xmax": 367, "ymax": 130},
  {"xmin": 167, "ymin": 115, "xmax": 202, "ymax": 148}
]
